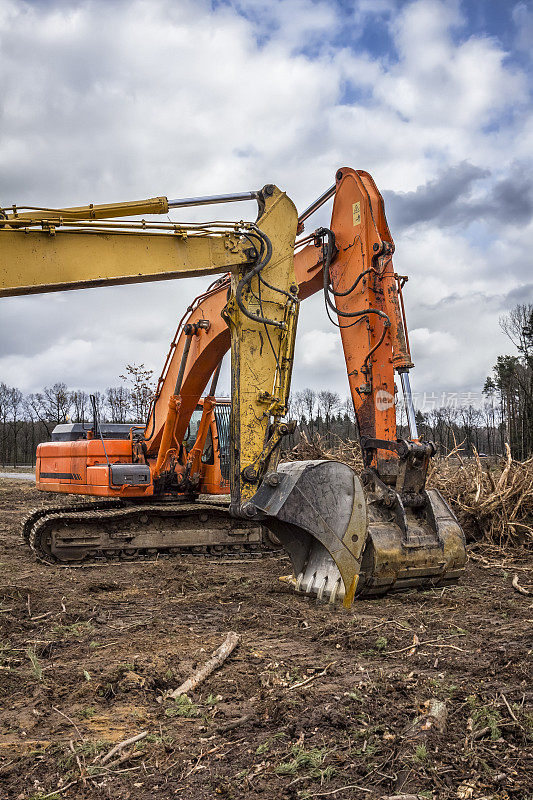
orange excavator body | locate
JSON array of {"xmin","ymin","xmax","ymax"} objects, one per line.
[
  {"xmin": 36, "ymin": 397, "xmax": 230, "ymax": 497},
  {"xmin": 36, "ymin": 436, "xmax": 151, "ymax": 498}
]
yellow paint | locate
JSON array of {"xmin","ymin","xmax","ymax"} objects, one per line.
[
  {"xmin": 1, "ymin": 183, "xmax": 298, "ymax": 519},
  {"xmin": 224, "ymin": 187, "xmax": 298, "ymax": 509},
  {"xmin": 5, "ymin": 196, "xmax": 169, "ymax": 224},
  {"xmin": 343, "ymin": 575, "xmax": 358, "ymax": 608},
  {"xmin": 0, "ymin": 228, "xmax": 251, "ymax": 297}
]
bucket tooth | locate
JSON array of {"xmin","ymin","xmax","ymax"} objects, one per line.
[
  {"xmin": 328, "ymin": 575, "xmax": 343, "ymax": 605},
  {"xmin": 293, "ymin": 540, "xmax": 348, "ymax": 603},
  {"xmin": 316, "ymin": 575, "xmax": 327, "ymax": 602},
  {"xmin": 306, "ymin": 571, "xmax": 317, "ymax": 595}
]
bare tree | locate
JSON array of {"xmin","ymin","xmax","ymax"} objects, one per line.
[
  {"xmin": 90, "ymin": 391, "xmax": 106, "ymax": 424},
  {"xmin": 43, "ymin": 383, "xmax": 72, "ymax": 426},
  {"xmin": 106, "ymin": 386, "xmax": 131, "ymax": 423},
  {"xmin": 0, "ymin": 383, "xmax": 9, "ymax": 465},
  {"xmin": 290, "ymin": 391, "xmax": 308, "ymax": 425},
  {"xmin": 459, "ymin": 405, "xmax": 482, "ymax": 453},
  {"xmin": 342, "ymin": 396, "xmax": 355, "ymax": 421},
  {"xmin": 500, "ymin": 304, "xmax": 533, "ymax": 362},
  {"xmin": 441, "ymin": 406, "xmax": 459, "ymax": 454},
  {"xmin": 120, "ymin": 364, "xmax": 154, "ymax": 423},
  {"xmin": 27, "ymin": 383, "xmax": 72, "ymax": 437},
  {"xmin": 498, "ymin": 304, "xmax": 533, "ymax": 457},
  {"xmin": 301, "ymin": 388, "xmax": 317, "ymax": 435},
  {"xmin": 9, "ymin": 387, "xmax": 23, "ymax": 467},
  {"xmin": 26, "ymin": 393, "xmax": 52, "ymax": 438},
  {"xmin": 317, "ymin": 390, "xmax": 340, "ymax": 441},
  {"xmin": 71, "ymin": 390, "xmax": 89, "ymax": 423},
  {"xmin": 23, "ymin": 397, "xmax": 39, "ymax": 466}
]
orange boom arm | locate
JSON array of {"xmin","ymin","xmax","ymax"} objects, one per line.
[{"xmin": 145, "ymin": 168, "xmax": 412, "ymax": 479}]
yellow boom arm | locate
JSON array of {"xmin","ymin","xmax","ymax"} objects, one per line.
[{"xmin": 0, "ymin": 186, "xmax": 299, "ymax": 514}]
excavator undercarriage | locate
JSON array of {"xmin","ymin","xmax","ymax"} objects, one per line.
[
  {"xmin": 22, "ymin": 498, "xmax": 276, "ymax": 565},
  {"xmin": 22, "ymin": 471, "xmax": 464, "ymax": 603}
]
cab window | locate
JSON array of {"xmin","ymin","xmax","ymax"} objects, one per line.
[{"xmin": 183, "ymin": 407, "xmax": 203, "ymax": 450}]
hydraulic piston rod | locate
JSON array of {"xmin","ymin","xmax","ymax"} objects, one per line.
[
  {"xmin": 400, "ymin": 371, "xmax": 418, "ymax": 440},
  {"xmin": 298, "ymin": 184, "xmax": 335, "ymax": 225},
  {"xmin": 2, "ymin": 190, "xmax": 261, "ymax": 226},
  {"xmin": 168, "ymin": 191, "xmax": 258, "ymax": 209}
]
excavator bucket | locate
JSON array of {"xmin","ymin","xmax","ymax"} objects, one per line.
[
  {"xmin": 252, "ymin": 460, "xmax": 466, "ymax": 605},
  {"xmin": 253, "ymin": 460, "xmax": 368, "ymax": 606}
]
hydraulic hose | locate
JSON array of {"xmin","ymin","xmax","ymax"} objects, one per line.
[
  {"xmin": 235, "ymin": 225, "xmax": 286, "ymax": 329},
  {"xmin": 319, "ymin": 227, "xmax": 389, "ymax": 324}
]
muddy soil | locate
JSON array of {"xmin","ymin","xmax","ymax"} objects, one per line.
[{"xmin": 0, "ymin": 478, "xmax": 531, "ymax": 800}]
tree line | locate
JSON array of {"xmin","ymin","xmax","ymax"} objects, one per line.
[
  {"xmin": 285, "ymin": 386, "xmax": 508, "ymax": 456},
  {"xmin": 1, "ymin": 304, "xmax": 531, "ymax": 466},
  {"xmin": 0, "ymin": 365, "xmax": 154, "ymax": 466},
  {"xmin": 285, "ymin": 304, "xmax": 533, "ymax": 460}
]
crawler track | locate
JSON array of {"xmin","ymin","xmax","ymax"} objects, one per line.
[{"xmin": 23, "ymin": 499, "xmax": 277, "ymax": 565}]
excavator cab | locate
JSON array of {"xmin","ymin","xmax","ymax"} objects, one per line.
[{"xmin": 35, "ymin": 396, "xmax": 232, "ymax": 498}]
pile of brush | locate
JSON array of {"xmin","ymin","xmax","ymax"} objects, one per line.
[
  {"xmin": 429, "ymin": 444, "xmax": 533, "ymax": 546},
  {"xmin": 284, "ymin": 434, "xmax": 532, "ymax": 546},
  {"xmin": 285, "ymin": 431, "xmax": 363, "ymax": 471}
]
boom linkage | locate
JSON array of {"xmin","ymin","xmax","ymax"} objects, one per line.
[
  {"xmin": 0, "ymin": 213, "xmax": 258, "ymax": 298},
  {"xmin": 129, "ymin": 168, "xmax": 467, "ymax": 603}
]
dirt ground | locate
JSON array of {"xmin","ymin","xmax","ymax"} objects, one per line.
[{"xmin": 1, "ymin": 478, "xmax": 531, "ymax": 800}]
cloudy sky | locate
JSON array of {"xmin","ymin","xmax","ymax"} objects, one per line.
[{"xmin": 1, "ymin": 0, "xmax": 532, "ymax": 407}]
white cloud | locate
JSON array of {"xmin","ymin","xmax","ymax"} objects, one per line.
[
  {"xmin": 409, "ymin": 327, "xmax": 457, "ymax": 355},
  {"xmin": 0, "ymin": 0, "xmax": 531, "ymax": 406},
  {"xmin": 299, "ymin": 328, "xmax": 343, "ymax": 368},
  {"xmin": 378, "ymin": 0, "xmax": 524, "ymax": 127}
]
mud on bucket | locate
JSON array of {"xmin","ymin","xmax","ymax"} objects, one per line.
[{"xmin": 251, "ymin": 459, "xmax": 466, "ymax": 605}]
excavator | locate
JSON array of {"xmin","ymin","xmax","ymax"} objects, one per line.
[{"xmin": 0, "ymin": 168, "xmax": 466, "ymax": 604}]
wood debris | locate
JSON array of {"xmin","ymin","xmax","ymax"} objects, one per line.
[{"xmin": 166, "ymin": 631, "xmax": 240, "ymax": 700}]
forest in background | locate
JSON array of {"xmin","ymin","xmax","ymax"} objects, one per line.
[{"xmin": 1, "ymin": 304, "xmax": 531, "ymax": 466}]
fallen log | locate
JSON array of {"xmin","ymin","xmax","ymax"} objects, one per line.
[
  {"xmin": 512, "ymin": 574, "xmax": 530, "ymax": 595},
  {"xmin": 380, "ymin": 795, "xmax": 428, "ymax": 800},
  {"xmin": 167, "ymin": 631, "xmax": 241, "ymax": 700},
  {"xmin": 216, "ymin": 712, "xmax": 254, "ymax": 734},
  {"xmin": 96, "ymin": 731, "xmax": 148, "ymax": 765}
]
